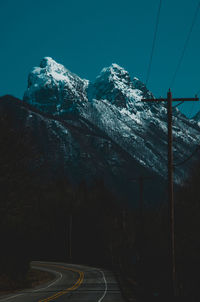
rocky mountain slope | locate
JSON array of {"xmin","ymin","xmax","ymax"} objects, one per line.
[
  {"xmin": 0, "ymin": 95, "xmax": 154, "ymax": 204},
  {"xmin": 1, "ymin": 57, "xmax": 199, "ymax": 205},
  {"xmin": 23, "ymin": 57, "xmax": 200, "ymax": 184}
]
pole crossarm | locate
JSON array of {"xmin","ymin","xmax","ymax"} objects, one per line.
[
  {"xmin": 142, "ymin": 97, "xmax": 199, "ymax": 102},
  {"xmin": 172, "ymin": 97, "xmax": 198, "ymax": 102}
]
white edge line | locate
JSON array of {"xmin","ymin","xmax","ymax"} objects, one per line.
[
  {"xmin": 0, "ymin": 293, "xmax": 25, "ymax": 301},
  {"xmin": 0, "ymin": 266, "xmax": 63, "ymax": 301},
  {"xmin": 98, "ymin": 270, "xmax": 107, "ymax": 302},
  {"xmin": 32, "ymin": 269, "xmax": 62, "ymax": 292}
]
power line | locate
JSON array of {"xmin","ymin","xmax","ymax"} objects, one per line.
[
  {"xmin": 172, "ymin": 101, "xmax": 197, "ymax": 164},
  {"xmin": 170, "ymin": 1, "xmax": 200, "ymax": 88},
  {"xmin": 173, "ymin": 101, "xmax": 184, "ymax": 108},
  {"xmin": 174, "ymin": 143, "xmax": 200, "ymax": 167},
  {"xmin": 174, "ymin": 99, "xmax": 196, "ymax": 118},
  {"xmin": 173, "ymin": 100, "xmax": 200, "ymax": 166},
  {"xmin": 142, "ymin": 90, "xmax": 198, "ymax": 297},
  {"xmin": 145, "ymin": 0, "xmax": 162, "ymax": 87}
]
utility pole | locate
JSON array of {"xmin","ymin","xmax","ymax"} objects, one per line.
[{"xmin": 142, "ymin": 89, "xmax": 198, "ymax": 297}]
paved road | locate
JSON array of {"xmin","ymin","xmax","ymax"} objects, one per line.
[{"xmin": 0, "ymin": 262, "xmax": 125, "ymax": 302}]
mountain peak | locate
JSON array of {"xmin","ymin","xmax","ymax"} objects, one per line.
[
  {"xmin": 39, "ymin": 56, "xmax": 68, "ymax": 77},
  {"xmin": 24, "ymin": 57, "xmax": 88, "ymax": 115},
  {"xmin": 109, "ymin": 63, "xmax": 128, "ymax": 74},
  {"xmin": 40, "ymin": 56, "xmax": 56, "ymax": 67},
  {"xmin": 24, "ymin": 57, "xmax": 153, "ymax": 115},
  {"xmin": 111, "ymin": 63, "xmax": 122, "ymax": 68},
  {"xmin": 90, "ymin": 63, "xmax": 149, "ymax": 108},
  {"xmin": 98, "ymin": 63, "xmax": 131, "ymax": 85}
]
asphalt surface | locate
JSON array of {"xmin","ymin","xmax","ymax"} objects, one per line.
[{"xmin": 0, "ymin": 261, "xmax": 125, "ymax": 302}]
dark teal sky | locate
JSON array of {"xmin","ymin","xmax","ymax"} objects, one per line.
[{"xmin": 1, "ymin": 0, "xmax": 200, "ymax": 117}]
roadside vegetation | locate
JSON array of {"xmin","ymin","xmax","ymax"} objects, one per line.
[
  {"xmin": 0, "ymin": 269, "xmax": 54, "ymax": 295},
  {"xmin": 1, "ymin": 112, "xmax": 200, "ymax": 299}
]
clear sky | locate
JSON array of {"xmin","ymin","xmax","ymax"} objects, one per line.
[{"xmin": 1, "ymin": 0, "xmax": 200, "ymax": 117}]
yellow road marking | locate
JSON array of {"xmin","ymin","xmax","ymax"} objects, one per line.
[{"xmin": 35, "ymin": 264, "xmax": 84, "ymax": 302}]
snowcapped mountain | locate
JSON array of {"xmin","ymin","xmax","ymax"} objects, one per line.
[
  {"xmin": 23, "ymin": 57, "xmax": 200, "ymax": 186},
  {"xmin": 88, "ymin": 63, "xmax": 153, "ymax": 109},
  {"xmin": 1, "ymin": 56, "xmax": 200, "ymax": 205},
  {"xmin": 24, "ymin": 57, "xmax": 89, "ymax": 115}
]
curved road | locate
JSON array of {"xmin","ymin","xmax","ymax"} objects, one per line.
[{"xmin": 0, "ymin": 262, "xmax": 125, "ymax": 302}]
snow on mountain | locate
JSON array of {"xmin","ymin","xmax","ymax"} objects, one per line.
[
  {"xmin": 1, "ymin": 95, "xmax": 154, "ymax": 204},
  {"xmin": 24, "ymin": 57, "xmax": 89, "ymax": 115},
  {"xmin": 23, "ymin": 57, "xmax": 200, "ymax": 184}
]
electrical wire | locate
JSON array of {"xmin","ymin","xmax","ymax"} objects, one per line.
[
  {"xmin": 172, "ymin": 98, "xmax": 199, "ymax": 165},
  {"xmin": 172, "ymin": 98, "xmax": 199, "ymax": 166},
  {"xmin": 174, "ymin": 144, "xmax": 200, "ymax": 167},
  {"xmin": 145, "ymin": 0, "xmax": 162, "ymax": 87},
  {"xmin": 175, "ymin": 100, "xmax": 195, "ymax": 118},
  {"xmin": 170, "ymin": 1, "xmax": 200, "ymax": 89},
  {"xmin": 173, "ymin": 101, "xmax": 184, "ymax": 108},
  {"xmin": 173, "ymin": 100, "xmax": 200, "ymax": 166},
  {"xmin": 145, "ymin": 2, "xmax": 200, "ymax": 166}
]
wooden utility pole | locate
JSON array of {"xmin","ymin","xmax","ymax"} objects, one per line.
[
  {"xmin": 142, "ymin": 89, "xmax": 198, "ymax": 296},
  {"xmin": 167, "ymin": 89, "xmax": 175, "ymax": 296}
]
